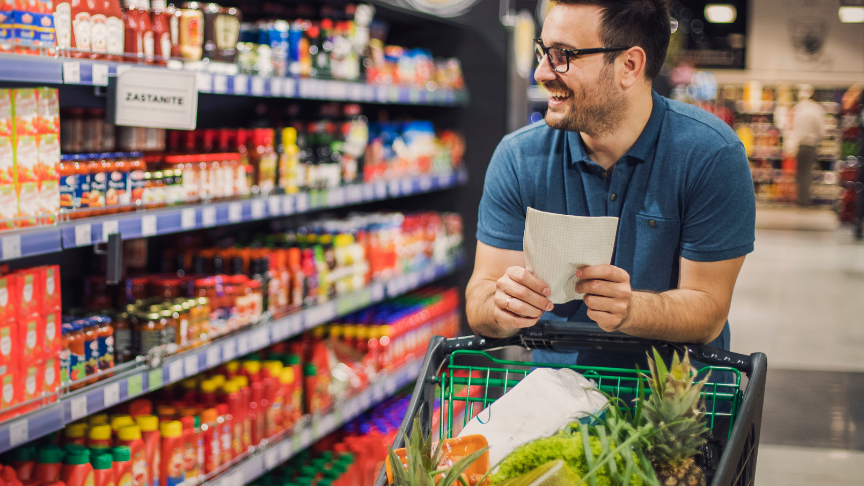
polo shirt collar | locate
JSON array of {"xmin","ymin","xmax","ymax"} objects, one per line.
[{"xmin": 566, "ymin": 90, "xmax": 667, "ymax": 167}]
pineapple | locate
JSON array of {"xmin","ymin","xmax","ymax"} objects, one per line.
[{"xmin": 643, "ymin": 349, "xmax": 710, "ymax": 486}]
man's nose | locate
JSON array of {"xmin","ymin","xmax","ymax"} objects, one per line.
[{"xmin": 534, "ymin": 55, "xmax": 557, "ymax": 84}]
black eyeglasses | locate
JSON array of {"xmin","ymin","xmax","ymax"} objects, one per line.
[{"xmin": 534, "ymin": 38, "xmax": 631, "ymax": 73}]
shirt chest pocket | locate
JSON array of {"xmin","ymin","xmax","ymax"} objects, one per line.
[{"xmin": 629, "ymin": 213, "xmax": 681, "ymax": 290}]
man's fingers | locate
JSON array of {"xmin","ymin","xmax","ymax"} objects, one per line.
[
  {"xmin": 583, "ymin": 294, "xmax": 628, "ymax": 315},
  {"xmin": 494, "ymin": 290, "xmax": 544, "ymax": 318},
  {"xmin": 493, "ymin": 306, "xmax": 539, "ymax": 330},
  {"xmin": 586, "ymin": 308, "xmax": 619, "ymax": 331},
  {"xmin": 577, "ymin": 264, "xmax": 629, "ymax": 283},
  {"xmin": 497, "ymin": 278, "xmax": 554, "ymax": 312},
  {"xmin": 505, "ymin": 266, "xmax": 551, "ymax": 297},
  {"xmin": 575, "ymin": 279, "xmax": 629, "ymax": 299}
]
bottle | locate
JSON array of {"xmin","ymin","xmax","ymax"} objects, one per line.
[
  {"xmin": 198, "ymin": 380, "xmax": 218, "ymax": 408},
  {"xmin": 60, "ymin": 449, "xmax": 93, "ymax": 486},
  {"xmin": 107, "ymin": 154, "xmax": 129, "ymax": 208},
  {"xmin": 90, "ymin": 414, "xmax": 110, "ymax": 427},
  {"xmin": 215, "ymin": 403, "xmax": 232, "ymax": 463},
  {"xmin": 94, "ymin": 316, "xmax": 115, "ymax": 374},
  {"xmin": 11, "ymin": 445, "xmax": 36, "ymax": 481},
  {"xmin": 136, "ymin": 312, "xmax": 164, "ymax": 355},
  {"xmin": 179, "ymin": 416, "xmax": 201, "ymax": 486},
  {"xmin": 128, "ymin": 399, "xmax": 153, "ymax": 418},
  {"xmin": 111, "ymin": 446, "xmax": 133, "ymax": 486},
  {"xmin": 159, "ymin": 421, "xmax": 184, "ymax": 486},
  {"xmin": 150, "ymin": 0, "xmax": 173, "ymax": 64},
  {"xmin": 231, "ymin": 376, "xmax": 251, "ymax": 450},
  {"xmin": 128, "ymin": 153, "xmax": 146, "ymax": 207},
  {"xmin": 278, "ymin": 127, "xmax": 300, "ymax": 193},
  {"xmin": 91, "ymin": 453, "xmax": 114, "ymax": 486},
  {"xmin": 88, "ymin": 155, "xmax": 108, "ymax": 214},
  {"xmin": 33, "ymin": 445, "xmax": 64, "ymax": 483},
  {"xmin": 117, "ymin": 426, "xmax": 148, "ymax": 486},
  {"xmin": 113, "ymin": 312, "xmax": 135, "ymax": 364},
  {"xmin": 248, "ymin": 380, "xmax": 263, "ymax": 446},
  {"xmin": 199, "ymin": 409, "xmax": 220, "ymax": 474},
  {"xmin": 222, "ymin": 382, "xmax": 243, "ymax": 458},
  {"xmin": 134, "ymin": 415, "xmax": 160, "ymax": 486},
  {"xmin": 249, "ymin": 129, "xmax": 276, "ymax": 195},
  {"xmin": 87, "ymin": 425, "xmax": 113, "ymax": 453},
  {"xmin": 80, "ymin": 319, "xmax": 101, "ymax": 383},
  {"xmin": 64, "ymin": 321, "xmax": 86, "ymax": 390}
]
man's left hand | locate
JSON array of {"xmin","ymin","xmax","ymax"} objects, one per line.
[{"xmin": 575, "ymin": 265, "xmax": 633, "ymax": 332}]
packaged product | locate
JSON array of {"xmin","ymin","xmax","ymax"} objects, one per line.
[
  {"xmin": 15, "ymin": 267, "xmax": 44, "ymax": 321},
  {"xmin": 36, "ymin": 88, "xmax": 59, "ymax": 134},
  {"xmin": 40, "ymin": 265, "xmax": 62, "ymax": 312},
  {"xmin": 0, "ymin": 273, "xmax": 19, "ymax": 324},
  {"xmin": 0, "ymin": 319, "xmax": 19, "ymax": 368},
  {"xmin": 43, "ymin": 357, "xmax": 60, "ymax": 400},
  {"xmin": 0, "ymin": 90, "xmax": 12, "ymax": 136},
  {"xmin": 21, "ymin": 362, "xmax": 42, "ymax": 405},
  {"xmin": 0, "ymin": 364, "xmax": 18, "ymax": 420},
  {"xmin": 12, "ymin": 89, "xmax": 39, "ymax": 136},
  {"xmin": 19, "ymin": 315, "xmax": 43, "ymax": 363},
  {"xmin": 0, "ymin": 136, "xmax": 15, "ymax": 229},
  {"xmin": 44, "ymin": 312, "xmax": 61, "ymax": 359}
]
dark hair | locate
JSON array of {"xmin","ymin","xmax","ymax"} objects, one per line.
[{"xmin": 554, "ymin": 0, "xmax": 670, "ymax": 79}]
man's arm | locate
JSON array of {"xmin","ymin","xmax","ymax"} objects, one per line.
[
  {"xmin": 575, "ymin": 255, "xmax": 745, "ymax": 344},
  {"xmin": 466, "ymin": 241, "xmax": 555, "ymax": 338}
]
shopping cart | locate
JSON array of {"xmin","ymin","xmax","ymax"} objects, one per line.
[{"xmin": 374, "ymin": 321, "xmax": 767, "ymax": 486}]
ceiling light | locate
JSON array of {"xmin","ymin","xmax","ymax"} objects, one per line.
[
  {"xmin": 839, "ymin": 6, "xmax": 864, "ymax": 22},
  {"xmin": 704, "ymin": 4, "xmax": 737, "ymax": 23}
]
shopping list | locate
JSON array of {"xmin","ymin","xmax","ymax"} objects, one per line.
[{"xmin": 523, "ymin": 207, "xmax": 619, "ymax": 304}]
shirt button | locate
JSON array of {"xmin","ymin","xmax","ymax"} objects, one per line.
[
  {"xmin": 601, "ymin": 172, "xmax": 608, "ymax": 179},
  {"xmin": 649, "ymin": 220, "xmax": 657, "ymax": 227},
  {"xmin": 610, "ymin": 194, "xmax": 617, "ymax": 201}
]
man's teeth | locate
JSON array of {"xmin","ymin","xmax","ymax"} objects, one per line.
[{"xmin": 548, "ymin": 90, "xmax": 571, "ymax": 99}]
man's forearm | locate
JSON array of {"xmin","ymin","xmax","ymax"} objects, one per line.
[
  {"xmin": 465, "ymin": 279, "xmax": 519, "ymax": 338},
  {"xmin": 618, "ymin": 289, "xmax": 727, "ymax": 344}
]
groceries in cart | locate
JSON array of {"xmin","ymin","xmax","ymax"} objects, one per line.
[{"xmin": 386, "ymin": 349, "xmax": 713, "ymax": 486}]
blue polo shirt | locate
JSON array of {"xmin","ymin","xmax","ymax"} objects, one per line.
[{"xmin": 477, "ymin": 91, "xmax": 755, "ymax": 366}]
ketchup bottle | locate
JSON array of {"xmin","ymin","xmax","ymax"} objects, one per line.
[
  {"xmin": 87, "ymin": 425, "xmax": 113, "ymax": 453},
  {"xmin": 33, "ymin": 446, "xmax": 64, "ymax": 484},
  {"xmin": 134, "ymin": 415, "xmax": 161, "ymax": 486},
  {"xmin": 60, "ymin": 449, "xmax": 94, "ymax": 486},
  {"xmin": 117, "ymin": 426, "xmax": 148, "ymax": 486},
  {"xmin": 159, "ymin": 421, "xmax": 185, "ymax": 486},
  {"xmin": 199, "ymin": 409, "xmax": 220, "ymax": 474},
  {"xmin": 111, "ymin": 446, "xmax": 133, "ymax": 486},
  {"xmin": 11, "ymin": 445, "xmax": 36, "ymax": 481},
  {"xmin": 179, "ymin": 416, "xmax": 200, "ymax": 485},
  {"xmin": 91, "ymin": 453, "xmax": 114, "ymax": 486},
  {"xmin": 215, "ymin": 404, "xmax": 232, "ymax": 463},
  {"xmin": 221, "ymin": 382, "xmax": 243, "ymax": 458}
]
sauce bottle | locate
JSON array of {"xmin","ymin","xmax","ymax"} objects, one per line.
[
  {"xmin": 199, "ymin": 409, "xmax": 219, "ymax": 474},
  {"xmin": 177, "ymin": 3, "xmax": 203, "ymax": 61},
  {"xmin": 128, "ymin": 153, "xmax": 146, "ymax": 208},
  {"xmin": 33, "ymin": 445, "xmax": 64, "ymax": 483},
  {"xmin": 65, "ymin": 423, "xmax": 90, "ymax": 447},
  {"xmin": 11, "ymin": 445, "xmax": 36, "ymax": 481},
  {"xmin": 88, "ymin": 154, "xmax": 108, "ymax": 215},
  {"xmin": 107, "ymin": 154, "xmax": 129, "ymax": 209},
  {"xmin": 134, "ymin": 415, "xmax": 160, "ymax": 486},
  {"xmin": 60, "ymin": 449, "xmax": 93, "ymax": 486},
  {"xmin": 250, "ymin": 129, "xmax": 277, "ymax": 195},
  {"xmin": 111, "ymin": 416, "xmax": 135, "ymax": 439},
  {"xmin": 214, "ymin": 404, "xmax": 232, "ymax": 463},
  {"xmin": 179, "ymin": 416, "xmax": 200, "ymax": 486},
  {"xmin": 94, "ymin": 316, "xmax": 115, "ymax": 374},
  {"xmin": 114, "ymin": 312, "xmax": 135, "ymax": 364},
  {"xmin": 111, "ymin": 446, "xmax": 133, "ymax": 486},
  {"xmin": 159, "ymin": 421, "xmax": 184, "ymax": 486},
  {"xmin": 221, "ymin": 382, "xmax": 243, "ymax": 458},
  {"xmin": 91, "ymin": 453, "xmax": 114, "ymax": 486},
  {"xmin": 59, "ymin": 155, "xmax": 85, "ymax": 216},
  {"xmin": 150, "ymin": 0, "xmax": 172, "ymax": 64},
  {"xmin": 117, "ymin": 426, "xmax": 148, "ymax": 486},
  {"xmin": 79, "ymin": 318, "xmax": 100, "ymax": 384},
  {"xmin": 88, "ymin": 425, "xmax": 113, "ymax": 453},
  {"xmin": 136, "ymin": 312, "xmax": 164, "ymax": 356},
  {"xmin": 249, "ymin": 381, "xmax": 266, "ymax": 445},
  {"xmin": 104, "ymin": 0, "xmax": 125, "ymax": 61}
]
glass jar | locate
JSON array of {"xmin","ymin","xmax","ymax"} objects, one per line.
[{"xmin": 136, "ymin": 312, "xmax": 164, "ymax": 355}]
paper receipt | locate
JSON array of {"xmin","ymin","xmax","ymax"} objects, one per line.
[{"xmin": 523, "ymin": 207, "xmax": 619, "ymax": 304}]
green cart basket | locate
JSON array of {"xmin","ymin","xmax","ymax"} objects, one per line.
[{"xmin": 375, "ymin": 321, "xmax": 767, "ymax": 486}]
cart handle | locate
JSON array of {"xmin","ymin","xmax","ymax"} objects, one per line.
[{"xmin": 444, "ymin": 320, "xmax": 753, "ymax": 372}]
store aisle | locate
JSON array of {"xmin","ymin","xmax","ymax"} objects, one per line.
[{"xmin": 729, "ymin": 225, "xmax": 864, "ymax": 485}]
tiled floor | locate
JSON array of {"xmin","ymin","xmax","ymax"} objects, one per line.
[{"xmin": 729, "ymin": 220, "xmax": 864, "ymax": 485}]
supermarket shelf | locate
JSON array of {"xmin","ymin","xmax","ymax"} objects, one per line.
[
  {"xmin": 0, "ymin": 254, "xmax": 464, "ymax": 454},
  {"xmin": 202, "ymin": 357, "xmax": 423, "ymax": 486},
  {"xmin": 0, "ymin": 169, "xmax": 468, "ymax": 262},
  {"xmin": 0, "ymin": 54, "xmax": 468, "ymax": 106}
]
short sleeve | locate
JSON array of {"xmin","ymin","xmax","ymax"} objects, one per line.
[
  {"xmin": 476, "ymin": 140, "xmax": 526, "ymax": 251},
  {"xmin": 680, "ymin": 142, "xmax": 755, "ymax": 262}
]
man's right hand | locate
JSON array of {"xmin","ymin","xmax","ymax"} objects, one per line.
[{"xmin": 493, "ymin": 266, "xmax": 555, "ymax": 330}]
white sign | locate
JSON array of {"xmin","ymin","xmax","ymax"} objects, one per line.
[{"xmin": 114, "ymin": 68, "xmax": 198, "ymax": 130}]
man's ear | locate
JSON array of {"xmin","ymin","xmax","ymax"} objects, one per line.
[{"xmin": 618, "ymin": 47, "xmax": 647, "ymax": 90}]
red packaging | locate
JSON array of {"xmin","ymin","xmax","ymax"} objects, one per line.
[
  {"xmin": 36, "ymin": 88, "xmax": 59, "ymax": 135},
  {"xmin": 179, "ymin": 416, "xmax": 200, "ymax": 482},
  {"xmin": 0, "ymin": 320, "xmax": 19, "ymax": 368},
  {"xmin": 19, "ymin": 315, "xmax": 43, "ymax": 364},
  {"xmin": 21, "ymin": 363, "xmax": 42, "ymax": 412},
  {"xmin": 0, "ymin": 364, "xmax": 19, "ymax": 421},
  {"xmin": 215, "ymin": 403, "xmax": 232, "ymax": 463},
  {"xmin": 43, "ymin": 358, "xmax": 60, "ymax": 400},
  {"xmin": 40, "ymin": 265, "xmax": 61, "ymax": 312},
  {"xmin": 199, "ymin": 408, "xmax": 219, "ymax": 474},
  {"xmin": 0, "ymin": 273, "xmax": 19, "ymax": 325},
  {"xmin": 15, "ymin": 268, "xmax": 44, "ymax": 322},
  {"xmin": 43, "ymin": 312, "xmax": 60, "ymax": 360}
]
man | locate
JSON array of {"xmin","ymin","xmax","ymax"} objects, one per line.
[
  {"xmin": 792, "ymin": 84, "xmax": 825, "ymax": 207},
  {"xmin": 465, "ymin": 0, "xmax": 755, "ymax": 366}
]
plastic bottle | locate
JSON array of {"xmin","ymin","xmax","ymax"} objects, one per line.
[
  {"xmin": 65, "ymin": 423, "xmax": 89, "ymax": 446},
  {"xmin": 2, "ymin": 466, "xmax": 23, "ymax": 486},
  {"xmin": 159, "ymin": 421, "xmax": 185, "ymax": 486},
  {"xmin": 178, "ymin": 416, "xmax": 200, "ymax": 486},
  {"xmin": 198, "ymin": 380, "xmax": 218, "ymax": 408},
  {"xmin": 232, "ymin": 376, "xmax": 252, "ymax": 450},
  {"xmin": 128, "ymin": 400, "xmax": 153, "ymax": 418},
  {"xmin": 111, "ymin": 446, "xmax": 133, "ymax": 486},
  {"xmin": 249, "ymin": 381, "xmax": 266, "ymax": 445},
  {"xmin": 60, "ymin": 448, "xmax": 93, "ymax": 486},
  {"xmin": 88, "ymin": 425, "xmax": 113, "ymax": 453},
  {"xmin": 199, "ymin": 409, "xmax": 220, "ymax": 474},
  {"xmin": 134, "ymin": 415, "xmax": 160, "ymax": 486},
  {"xmin": 33, "ymin": 445, "xmax": 64, "ymax": 483},
  {"xmin": 91, "ymin": 453, "xmax": 114, "ymax": 486},
  {"xmin": 117, "ymin": 426, "xmax": 148, "ymax": 486},
  {"xmin": 221, "ymin": 381, "xmax": 243, "ymax": 457},
  {"xmin": 214, "ymin": 403, "xmax": 232, "ymax": 463},
  {"xmin": 11, "ymin": 445, "xmax": 36, "ymax": 481},
  {"xmin": 89, "ymin": 414, "xmax": 110, "ymax": 427},
  {"xmin": 111, "ymin": 416, "xmax": 135, "ymax": 437}
]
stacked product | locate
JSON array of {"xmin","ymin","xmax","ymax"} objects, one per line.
[
  {"xmin": 0, "ymin": 0, "xmax": 56, "ymax": 54},
  {"xmin": 0, "ymin": 87, "xmax": 60, "ymax": 229},
  {"xmin": 0, "ymin": 265, "xmax": 62, "ymax": 421}
]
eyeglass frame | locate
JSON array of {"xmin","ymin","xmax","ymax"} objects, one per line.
[{"xmin": 534, "ymin": 38, "xmax": 632, "ymax": 73}]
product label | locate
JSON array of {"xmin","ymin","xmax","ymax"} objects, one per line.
[
  {"xmin": 72, "ymin": 11, "xmax": 91, "ymax": 50},
  {"xmin": 139, "ymin": 329, "xmax": 161, "ymax": 354},
  {"xmin": 97, "ymin": 333, "xmax": 114, "ymax": 370},
  {"xmin": 24, "ymin": 367, "xmax": 36, "ymax": 397},
  {"xmin": 0, "ymin": 137, "xmax": 14, "ymax": 185},
  {"xmin": 0, "ymin": 328, "xmax": 10, "ymax": 357},
  {"xmin": 22, "ymin": 274, "xmax": 33, "ymax": 304},
  {"xmin": 53, "ymin": 3, "xmax": 71, "ymax": 48},
  {"xmin": 0, "ymin": 92, "xmax": 11, "ymax": 137},
  {"xmin": 18, "ymin": 181, "xmax": 41, "ymax": 222},
  {"xmin": 90, "ymin": 170, "xmax": 106, "ymax": 208},
  {"xmin": 15, "ymin": 135, "xmax": 38, "ymax": 182},
  {"xmin": 106, "ymin": 16, "xmax": 123, "ymax": 55},
  {"xmin": 44, "ymin": 361, "xmax": 56, "ymax": 387},
  {"xmin": 0, "ymin": 284, "xmax": 7, "ymax": 308},
  {"xmin": 114, "ymin": 327, "xmax": 132, "ymax": 356},
  {"xmin": 219, "ymin": 423, "xmax": 231, "ymax": 462},
  {"xmin": 24, "ymin": 320, "xmax": 37, "ymax": 355},
  {"xmin": 183, "ymin": 440, "xmax": 198, "ymax": 480},
  {"xmin": 166, "ymin": 448, "xmax": 184, "ymax": 486},
  {"xmin": 132, "ymin": 452, "xmax": 148, "ymax": 486},
  {"xmin": 75, "ymin": 172, "xmax": 91, "ymax": 208},
  {"xmin": 84, "ymin": 334, "xmax": 101, "ymax": 376},
  {"xmin": 40, "ymin": 179, "xmax": 59, "ymax": 222},
  {"xmin": 60, "ymin": 347, "xmax": 70, "ymax": 382},
  {"xmin": 60, "ymin": 174, "xmax": 77, "ymax": 208},
  {"xmin": 143, "ymin": 31, "xmax": 154, "ymax": 57},
  {"xmin": 118, "ymin": 472, "xmax": 132, "ymax": 486},
  {"xmin": 90, "ymin": 14, "xmax": 107, "ymax": 53},
  {"xmin": 130, "ymin": 170, "xmax": 145, "ymax": 202},
  {"xmin": 163, "ymin": 325, "xmax": 176, "ymax": 347},
  {"xmin": 46, "ymin": 267, "xmax": 56, "ymax": 300},
  {"xmin": 213, "ymin": 14, "xmax": 238, "ymax": 50},
  {"xmin": 2, "ymin": 377, "xmax": 13, "ymax": 405},
  {"xmin": 108, "ymin": 169, "xmax": 129, "ymax": 205},
  {"xmin": 152, "ymin": 444, "xmax": 160, "ymax": 486},
  {"xmin": 13, "ymin": 90, "xmax": 38, "ymax": 135},
  {"xmin": 207, "ymin": 431, "xmax": 219, "ymax": 471},
  {"xmin": 159, "ymin": 32, "xmax": 171, "ymax": 60},
  {"xmin": 84, "ymin": 471, "xmax": 94, "ymax": 486}
]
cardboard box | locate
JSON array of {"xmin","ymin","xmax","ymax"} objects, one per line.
[
  {"xmin": 0, "ymin": 271, "xmax": 18, "ymax": 325},
  {"xmin": 0, "ymin": 90, "xmax": 12, "ymax": 137},
  {"xmin": 16, "ymin": 267, "xmax": 44, "ymax": 321},
  {"xmin": 0, "ymin": 137, "xmax": 15, "ymax": 230},
  {"xmin": 36, "ymin": 87, "xmax": 59, "ymax": 134},
  {"xmin": 42, "ymin": 358, "xmax": 59, "ymax": 402},
  {"xmin": 21, "ymin": 362, "xmax": 41, "ymax": 402},
  {"xmin": 39, "ymin": 178, "xmax": 58, "ymax": 225},
  {"xmin": 12, "ymin": 88, "xmax": 38, "ymax": 136},
  {"xmin": 20, "ymin": 315, "xmax": 43, "ymax": 364},
  {"xmin": 43, "ymin": 312, "xmax": 60, "ymax": 359},
  {"xmin": 0, "ymin": 320, "xmax": 18, "ymax": 368},
  {"xmin": 40, "ymin": 265, "xmax": 61, "ymax": 313},
  {"xmin": 0, "ymin": 364, "xmax": 19, "ymax": 421},
  {"xmin": 37, "ymin": 133, "xmax": 59, "ymax": 181}
]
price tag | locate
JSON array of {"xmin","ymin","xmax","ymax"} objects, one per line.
[
  {"xmin": 291, "ymin": 431, "xmax": 301, "ymax": 451},
  {"xmin": 269, "ymin": 78, "xmax": 282, "ymax": 97},
  {"xmin": 228, "ymin": 203, "xmax": 242, "ymax": 222},
  {"xmin": 251, "ymin": 76, "xmax": 265, "ymax": 96},
  {"xmin": 302, "ymin": 427, "xmax": 312, "ymax": 446},
  {"xmin": 278, "ymin": 441, "xmax": 291, "ymax": 461},
  {"xmin": 127, "ymin": 374, "xmax": 143, "ymax": 397},
  {"xmin": 252, "ymin": 329, "xmax": 270, "ymax": 349},
  {"xmin": 401, "ymin": 178, "xmax": 413, "ymax": 194},
  {"xmin": 251, "ymin": 199, "xmax": 266, "ymax": 219},
  {"xmin": 328, "ymin": 188, "xmax": 344, "ymax": 207},
  {"xmin": 223, "ymin": 339, "xmax": 236, "ymax": 361},
  {"xmin": 409, "ymin": 88, "xmax": 420, "ymax": 103},
  {"xmin": 349, "ymin": 84, "xmax": 363, "ymax": 101},
  {"xmin": 103, "ymin": 382, "xmax": 120, "ymax": 407},
  {"xmin": 295, "ymin": 193, "xmax": 309, "ymax": 212},
  {"xmin": 283, "ymin": 78, "xmax": 296, "ymax": 96},
  {"xmin": 389, "ymin": 87, "xmax": 400, "ymax": 103},
  {"xmin": 346, "ymin": 185, "xmax": 363, "ymax": 203},
  {"xmin": 184, "ymin": 355, "xmax": 198, "ymax": 375},
  {"xmin": 181, "ymin": 208, "xmax": 196, "ymax": 229},
  {"xmin": 206, "ymin": 346, "xmax": 221, "ymax": 367},
  {"xmin": 355, "ymin": 288, "xmax": 372, "ymax": 308},
  {"xmin": 148, "ymin": 368, "xmax": 163, "ymax": 390},
  {"xmin": 202, "ymin": 206, "xmax": 216, "ymax": 226},
  {"xmin": 169, "ymin": 360, "xmax": 184, "ymax": 382},
  {"xmin": 233, "ymin": 75, "xmax": 248, "ymax": 95},
  {"xmin": 437, "ymin": 173, "xmax": 451, "ymax": 187},
  {"xmin": 9, "ymin": 419, "xmax": 28, "ymax": 447},
  {"xmin": 287, "ymin": 315, "xmax": 303, "ymax": 336},
  {"xmin": 362, "ymin": 183, "xmax": 375, "ymax": 201},
  {"xmin": 92, "ymin": 64, "xmax": 109, "ymax": 86},
  {"xmin": 196, "ymin": 72, "xmax": 213, "ymax": 92},
  {"xmin": 371, "ymin": 283, "xmax": 385, "ymax": 302},
  {"xmin": 70, "ymin": 395, "xmax": 88, "ymax": 421},
  {"xmin": 273, "ymin": 319, "xmax": 289, "ymax": 341},
  {"xmin": 264, "ymin": 448, "xmax": 279, "ymax": 470},
  {"xmin": 282, "ymin": 195, "xmax": 295, "ymax": 214},
  {"xmin": 419, "ymin": 176, "xmax": 433, "ymax": 191},
  {"xmin": 213, "ymin": 75, "xmax": 228, "ymax": 94},
  {"xmin": 374, "ymin": 181, "xmax": 387, "ymax": 199},
  {"xmin": 102, "ymin": 220, "xmax": 119, "ymax": 242},
  {"xmin": 388, "ymin": 180, "xmax": 401, "ymax": 196},
  {"xmin": 268, "ymin": 196, "xmax": 282, "ymax": 216},
  {"xmin": 141, "ymin": 215, "xmax": 157, "ymax": 236},
  {"xmin": 237, "ymin": 335, "xmax": 249, "ymax": 355},
  {"xmin": 2, "ymin": 235, "xmax": 21, "ymax": 260},
  {"xmin": 75, "ymin": 224, "xmax": 91, "ymax": 247},
  {"xmin": 63, "ymin": 62, "xmax": 81, "ymax": 84},
  {"xmin": 376, "ymin": 85, "xmax": 388, "ymax": 102}
]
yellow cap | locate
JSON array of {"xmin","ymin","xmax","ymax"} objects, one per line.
[
  {"xmin": 181, "ymin": 378, "xmax": 198, "ymax": 390},
  {"xmin": 312, "ymin": 326, "xmax": 327, "ymax": 338},
  {"xmin": 378, "ymin": 325, "xmax": 391, "ymax": 337},
  {"xmin": 65, "ymin": 422, "xmax": 89, "ymax": 439},
  {"xmin": 118, "ymin": 425, "xmax": 142, "ymax": 441},
  {"xmin": 88, "ymin": 414, "xmax": 109, "ymax": 427},
  {"xmin": 88, "ymin": 425, "xmax": 112, "ymax": 441},
  {"xmin": 210, "ymin": 375, "xmax": 226, "ymax": 387},
  {"xmin": 111, "ymin": 416, "xmax": 135, "ymax": 432},
  {"xmin": 355, "ymin": 326, "xmax": 369, "ymax": 340},
  {"xmin": 160, "ymin": 421, "xmax": 183, "ymax": 438},
  {"xmin": 328, "ymin": 325, "xmax": 343, "ymax": 338},
  {"xmin": 264, "ymin": 361, "xmax": 283, "ymax": 376},
  {"xmin": 342, "ymin": 325, "xmax": 356, "ymax": 339},
  {"xmin": 222, "ymin": 382, "xmax": 240, "ymax": 394},
  {"xmin": 282, "ymin": 127, "xmax": 297, "ymax": 145},
  {"xmin": 232, "ymin": 376, "xmax": 249, "ymax": 388},
  {"xmin": 279, "ymin": 368, "xmax": 295, "ymax": 385},
  {"xmin": 242, "ymin": 361, "xmax": 261, "ymax": 375},
  {"xmin": 224, "ymin": 361, "xmax": 240, "ymax": 374},
  {"xmin": 135, "ymin": 415, "xmax": 159, "ymax": 432},
  {"xmin": 200, "ymin": 380, "xmax": 218, "ymax": 393}
]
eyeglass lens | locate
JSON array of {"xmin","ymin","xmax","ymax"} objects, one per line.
[{"xmin": 534, "ymin": 44, "xmax": 568, "ymax": 73}]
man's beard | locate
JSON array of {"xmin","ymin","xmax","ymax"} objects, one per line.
[{"xmin": 544, "ymin": 63, "xmax": 627, "ymax": 137}]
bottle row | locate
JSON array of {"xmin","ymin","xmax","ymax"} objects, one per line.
[
  {"xmin": 2, "ymin": 1, "xmax": 464, "ymax": 89},
  {"xmin": 0, "ymin": 287, "xmax": 459, "ymax": 486}
]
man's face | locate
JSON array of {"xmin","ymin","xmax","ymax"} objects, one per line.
[{"xmin": 535, "ymin": 4, "xmax": 628, "ymax": 136}]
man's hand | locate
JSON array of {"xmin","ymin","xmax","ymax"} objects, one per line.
[
  {"xmin": 493, "ymin": 266, "xmax": 555, "ymax": 332},
  {"xmin": 575, "ymin": 264, "xmax": 633, "ymax": 332}
]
